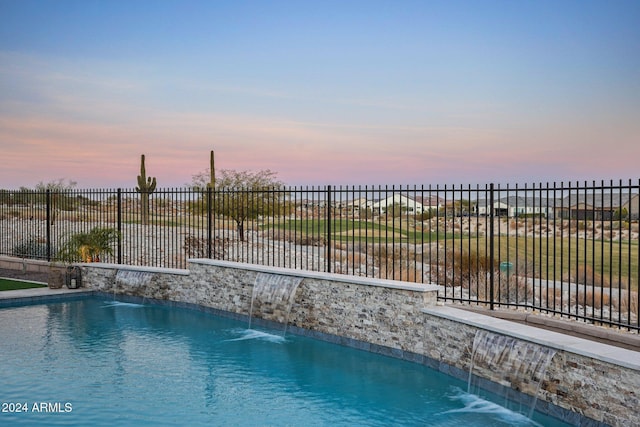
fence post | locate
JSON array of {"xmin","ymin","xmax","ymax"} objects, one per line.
[
  {"xmin": 489, "ymin": 183, "xmax": 495, "ymax": 310},
  {"xmin": 207, "ymin": 187, "xmax": 212, "ymax": 259},
  {"xmin": 326, "ymin": 185, "xmax": 332, "ymax": 273},
  {"xmin": 46, "ymin": 189, "xmax": 51, "ymax": 261},
  {"xmin": 117, "ymin": 188, "xmax": 122, "ymax": 264}
]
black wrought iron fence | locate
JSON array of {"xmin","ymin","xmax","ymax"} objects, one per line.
[{"xmin": 1, "ymin": 180, "xmax": 638, "ymax": 330}]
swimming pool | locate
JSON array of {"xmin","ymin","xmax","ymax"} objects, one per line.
[{"xmin": 0, "ymin": 297, "xmax": 571, "ymax": 426}]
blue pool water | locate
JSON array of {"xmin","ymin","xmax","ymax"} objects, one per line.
[{"xmin": 0, "ymin": 297, "xmax": 572, "ymax": 426}]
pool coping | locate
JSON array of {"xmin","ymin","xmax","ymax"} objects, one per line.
[
  {"xmin": 189, "ymin": 258, "xmax": 441, "ymax": 292},
  {"xmin": 423, "ymin": 305, "xmax": 640, "ymax": 371},
  {"xmin": 0, "ymin": 287, "xmax": 95, "ymax": 307}
]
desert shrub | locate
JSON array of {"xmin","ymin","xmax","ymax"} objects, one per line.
[
  {"xmin": 478, "ymin": 275, "xmax": 534, "ymax": 305},
  {"xmin": 6, "ymin": 209, "xmax": 23, "ymax": 218},
  {"xmin": 416, "ymin": 210, "xmax": 433, "ymax": 221},
  {"xmin": 391, "ymin": 266, "xmax": 419, "ymax": 283},
  {"xmin": 12, "ymin": 238, "xmax": 50, "ymax": 260},
  {"xmin": 429, "ymin": 249, "xmax": 540, "ymax": 304},
  {"xmin": 538, "ymin": 286, "xmax": 564, "ymax": 309},
  {"xmin": 572, "ymin": 289, "xmax": 638, "ymax": 322},
  {"xmin": 370, "ymin": 244, "xmax": 418, "ymax": 281},
  {"xmin": 565, "ymin": 264, "xmax": 610, "ymax": 288},
  {"xmin": 333, "ymin": 242, "xmax": 348, "ymax": 251},
  {"xmin": 618, "ymin": 291, "xmax": 639, "ymax": 318},
  {"xmin": 374, "ymin": 259, "xmax": 420, "ymax": 283},
  {"xmin": 260, "ymin": 229, "xmax": 325, "ymax": 246},
  {"xmin": 359, "ymin": 208, "xmax": 374, "ymax": 220},
  {"xmin": 370, "ymin": 244, "xmax": 415, "ymax": 264},
  {"xmin": 518, "ymin": 213, "xmax": 545, "ymax": 219},
  {"xmin": 332, "ymin": 249, "xmax": 348, "ymax": 263},
  {"xmin": 186, "ymin": 199, "xmax": 207, "ymax": 215},
  {"xmin": 576, "ymin": 289, "xmax": 611, "ymax": 310},
  {"xmin": 183, "ymin": 235, "xmax": 229, "ymax": 259},
  {"xmin": 431, "ymin": 248, "xmax": 497, "ymax": 288},
  {"xmin": 347, "ymin": 251, "xmax": 368, "ymax": 266}
]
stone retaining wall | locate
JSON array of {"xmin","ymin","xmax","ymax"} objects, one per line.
[
  {"xmin": 79, "ymin": 259, "xmax": 639, "ymax": 427},
  {"xmin": 0, "ymin": 255, "xmax": 50, "ymax": 274},
  {"xmin": 420, "ymin": 311, "xmax": 639, "ymax": 427}
]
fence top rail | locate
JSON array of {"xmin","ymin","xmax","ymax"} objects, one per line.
[{"xmin": 2, "ymin": 179, "xmax": 638, "ymax": 193}]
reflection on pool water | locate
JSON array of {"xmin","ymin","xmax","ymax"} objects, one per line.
[{"xmin": 0, "ymin": 297, "xmax": 571, "ymax": 426}]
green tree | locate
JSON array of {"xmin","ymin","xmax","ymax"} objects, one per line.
[
  {"xmin": 384, "ymin": 202, "xmax": 408, "ymax": 218},
  {"xmin": 35, "ymin": 178, "xmax": 78, "ymax": 224},
  {"xmin": 191, "ymin": 169, "xmax": 284, "ymax": 241},
  {"xmin": 416, "ymin": 210, "xmax": 433, "ymax": 221},
  {"xmin": 613, "ymin": 207, "xmax": 629, "ymax": 221},
  {"xmin": 452, "ymin": 199, "xmax": 471, "ymax": 216},
  {"xmin": 0, "ymin": 189, "xmax": 12, "ymax": 205},
  {"xmin": 359, "ymin": 207, "xmax": 374, "ymax": 220}
]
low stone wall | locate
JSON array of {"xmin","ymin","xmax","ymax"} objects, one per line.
[
  {"xmin": 0, "ymin": 255, "xmax": 50, "ymax": 274},
  {"xmin": 421, "ymin": 308, "xmax": 639, "ymax": 427},
  {"xmin": 79, "ymin": 259, "xmax": 639, "ymax": 427}
]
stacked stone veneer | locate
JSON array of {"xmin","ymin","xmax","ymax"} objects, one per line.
[
  {"xmin": 422, "ymin": 314, "xmax": 639, "ymax": 427},
  {"xmin": 79, "ymin": 259, "xmax": 638, "ymax": 427}
]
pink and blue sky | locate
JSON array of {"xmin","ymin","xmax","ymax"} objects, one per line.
[{"xmin": 1, "ymin": 0, "xmax": 639, "ymax": 189}]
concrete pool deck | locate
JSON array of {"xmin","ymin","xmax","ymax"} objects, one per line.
[{"xmin": 0, "ymin": 286, "xmax": 94, "ymax": 306}]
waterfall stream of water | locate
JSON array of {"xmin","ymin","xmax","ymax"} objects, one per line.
[
  {"xmin": 468, "ymin": 329, "xmax": 556, "ymax": 419},
  {"xmin": 249, "ymin": 272, "xmax": 303, "ymax": 335}
]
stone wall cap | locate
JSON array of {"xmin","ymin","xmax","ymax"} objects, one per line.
[
  {"xmin": 423, "ymin": 305, "xmax": 640, "ymax": 371},
  {"xmin": 82, "ymin": 263, "xmax": 190, "ymax": 276},
  {"xmin": 0, "ymin": 255, "xmax": 50, "ymax": 267},
  {"xmin": 189, "ymin": 259, "xmax": 440, "ymax": 293}
]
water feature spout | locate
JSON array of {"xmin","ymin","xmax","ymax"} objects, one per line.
[
  {"xmin": 468, "ymin": 329, "xmax": 556, "ymax": 419},
  {"xmin": 114, "ymin": 270, "xmax": 154, "ymax": 301},
  {"xmin": 249, "ymin": 272, "xmax": 303, "ymax": 335}
]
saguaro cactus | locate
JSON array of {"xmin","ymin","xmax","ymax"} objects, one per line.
[
  {"xmin": 135, "ymin": 154, "xmax": 156, "ymax": 225},
  {"xmin": 208, "ymin": 150, "xmax": 215, "ymax": 189}
]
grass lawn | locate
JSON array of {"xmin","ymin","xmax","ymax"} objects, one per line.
[
  {"xmin": 0, "ymin": 278, "xmax": 47, "ymax": 291},
  {"xmin": 266, "ymin": 218, "xmax": 638, "ymax": 289},
  {"xmin": 270, "ymin": 218, "xmax": 457, "ymax": 243}
]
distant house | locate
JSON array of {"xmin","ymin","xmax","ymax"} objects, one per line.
[
  {"xmin": 557, "ymin": 193, "xmax": 639, "ymax": 220},
  {"xmin": 347, "ymin": 197, "xmax": 373, "ymax": 212},
  {"xmin": 371, "ymin": 193, "xmax": 442, "ymax": 215},
  {"xmin": 300, "ymin": 199, "xmax": 325, "ymax": 209},
  {"xmin": 474, "ymin": 196, "xmax": 557, "ymax": 218}
]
